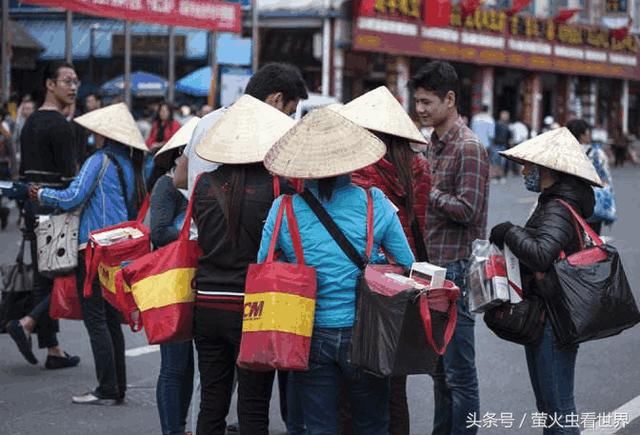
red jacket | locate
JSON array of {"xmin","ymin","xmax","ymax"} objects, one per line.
[
  {"xmin": 352, "ymin": 155, "xmax": 431, "ymax": 257},
  {"xmin": 146, "ymin": 120, "xmax": 181, "ymax": 149}
]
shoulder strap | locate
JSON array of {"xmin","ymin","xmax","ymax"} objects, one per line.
[{"xmin": 300, "ymin": 188, "xmax": 371, "ymax": 271}]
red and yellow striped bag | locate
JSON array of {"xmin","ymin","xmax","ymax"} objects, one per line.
[
  {"xmin": 237, "ymin": 195, "xmax": 317, "ymax": 371},
  {"xmin": 115, "ymin": 194, "xmax": 201, "ymax": 344}
]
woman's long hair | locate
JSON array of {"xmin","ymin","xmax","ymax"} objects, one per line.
[
  {"xmin": 385, "ymin": 136, "xmax": 416, "ymax": 221},
  {"xmin": 130, "ymin": 148, "xmax": 147, "ymax": 210},
  {"xmin": 318, "ymin": 177, "xmax": 338, "ymax": 201},
  {"xmin": 154, "ymin": 102, "xmax": 173, "ymax": 143},
  {"xmin": 219, "ymin": 163, "xmax": 261, "ymax": 247}
]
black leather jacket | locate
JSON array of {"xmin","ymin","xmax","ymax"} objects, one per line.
[{"xmin": 504, "ymin": 175, "xmax": 595, "ymax": 294}]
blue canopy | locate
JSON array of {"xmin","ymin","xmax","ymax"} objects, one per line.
[
  {"xmin": 101, "ymin": 71, "xmax": 167, "ymax": 98},
  {"xmin": 176, "ymin": 66, "xmax": 212, "ymax": 97}
]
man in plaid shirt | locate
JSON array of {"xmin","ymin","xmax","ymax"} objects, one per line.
[{"xmin": 412, "ymin": 61, "xmax": 490, "ymax": 435}]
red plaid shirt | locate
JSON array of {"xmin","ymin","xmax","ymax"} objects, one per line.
[{"xmin": 424, "ymin": 116, "xmax": 490, "ymax": 266}]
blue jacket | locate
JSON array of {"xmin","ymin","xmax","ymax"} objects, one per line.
[
  {"xmin": 39, "ymin": 144, "xmax": 137, "ymax": 246},
  {"xmin": 257, "ymin": 176, "xmax": 415, "ymax": 328}
]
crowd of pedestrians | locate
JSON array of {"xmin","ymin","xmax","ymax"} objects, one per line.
[{"xmin": 0, "ymin": 58, "xmax": 630, "ymax": 435}]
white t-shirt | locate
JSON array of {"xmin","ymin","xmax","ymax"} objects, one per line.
[{"xmin": 184, "ymin": 107, "xmax": 227, "ymax": 198}]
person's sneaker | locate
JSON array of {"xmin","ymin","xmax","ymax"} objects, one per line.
[
  {"xmin": 71, "ymin": 391, "xmax": 119, "ymax": 406},
  {"xmin": 45, "ymin": 352, "xmax": 80, "ymax": 369},
  {"xmin": 226, "ymin": 422, "xmax": 239, "ymax": 433},
  {"xmin": 6, "ymin": 320, "xmax": 38, "ymax": 365}
]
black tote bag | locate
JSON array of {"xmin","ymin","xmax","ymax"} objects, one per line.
[{"xmin": 545, "ymin": 200, "xmax": 640, "ymax": 347}]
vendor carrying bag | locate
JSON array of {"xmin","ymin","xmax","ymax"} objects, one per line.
[
  {"xmin": 35, "ymin": 154, "xmax": 111, "ymax": 277},
  {"xmin": 300, "ymin": 188, "xmax": 459, "ymax": 376},
  {"xmin": 115, "ymin": 186, "xmax": 201, "ymax": 344},
  {"xmin": 544, "ymin": 200, "xmax": 640, "ymax": 347},
  {"xmin": 83, "ymin": 195, "xmax": 150, "ymax": 330},
  {"xmin": 237, "ymin": 195, "xmax": 317, "ymax": 371},
  {"xmin": 483, "ymin": 287, "xmax": 546, "ymax": 346},
  {"xmin": 49, "ymin": 274, "xmax": 82, "ymax": 320}
]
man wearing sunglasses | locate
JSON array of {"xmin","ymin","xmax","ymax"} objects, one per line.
[{"xmin": 7, "ymin": 61, "xmax": 81, "ymax": 369}]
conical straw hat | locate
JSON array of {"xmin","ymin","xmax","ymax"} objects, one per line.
[
  {"xmin": 155, "ymin": 117, "xmax": 200, "ymax": 158},
  {"xmin": 74, "ymin": 102, "xmax": 147, "ymax": 152},
  {"xmin": 337, "ymin": 86, "xmax": 427, "ymax": 144},
  {"xmin": 154, "ymin": 116, "xmax": 200, "ymax": 167},
  {"xmin": 195, "ymin": 95, "xmax": 295, "ymax": 164},
  {"xmin": 501, "ymin": 127, "xmax": 603, "ymax": 187},
  {"xmin": 264, "ymin": 107, "xmax": 386, "ymax": 179}
]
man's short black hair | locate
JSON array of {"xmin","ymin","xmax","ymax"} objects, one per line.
[
  {"xmin": 43, "ymin": 61, "xmax": 75, "ymax": 89},
  {"xmin": 566, "ymin": 119, "xmax": 590, "ymax": 141},
  {"xmin": 410, "ymin": 61, "xmax": 460, "ymax": 103},
  {"xmin": 481, "ymin": 104, "xmax": 489, "ymax": 112},
  {"xmin": 244, "ymin": 63, "xmax": 309, "ymax": 103}
]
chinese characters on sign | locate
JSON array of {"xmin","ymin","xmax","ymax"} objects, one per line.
[{"xmin": 465, "ymin": 412, "xmax": 631, "ymax": 430}]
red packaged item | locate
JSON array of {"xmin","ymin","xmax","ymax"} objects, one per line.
[
  {"xmin": 50, "ymin": 274, "xmax": 82, "ymax": 320},
  {"xmin": 237, "ymin": 195, "xmax": 317, "ymax": 371},
  {"xmin": 83, "ymin": 195, "xmax": 151, "ymax": 330}
]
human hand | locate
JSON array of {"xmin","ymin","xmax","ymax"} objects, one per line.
[
  {"xmin": 489, "ymin": 221, "xmax": 514, "ymax": 249},
  {"xmin": 28, "ymin": 184, "xmax": 41, "ymax": 203}
]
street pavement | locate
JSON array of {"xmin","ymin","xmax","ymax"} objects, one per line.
[{"xmin": 1, "ymin": 166, "xmax": 639, "ymax": 435}]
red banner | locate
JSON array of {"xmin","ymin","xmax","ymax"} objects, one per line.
[
  {"xmin": 424, "ymin": 0, "xmax": 452, "ymax": 27},
  {"xmin": 22, "ymin": 0, "xmax": 241, "ymax": 33}
]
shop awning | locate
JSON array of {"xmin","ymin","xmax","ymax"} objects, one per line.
[
  {"xmin": 176, "ymin": 67, "xmax": 212, "ymax": 97},
  {"xmin": 258, "ymin": 0, "xmax": 346, "ymax": 16},
  {"xmin": 15, "ymin": 19, "xmax": 250, "ymax": 63},
  {"xmin": 100, "ymin": 71, "xmax": 167, "ymax": 98}
]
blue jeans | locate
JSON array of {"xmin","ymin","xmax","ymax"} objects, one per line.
[
  {"xmin": 525, "ymin": 321, "xmax": 579, "ymax": 435},
  {"xmin": 432, "ymin": 260, "xmax": 480, "ymax": 435},
  {"xmin": 292, "ymin": 327, "xmax": 390, "ymax": 435},
  {"xmin": 157, "ymin": 341, "xmax": 195, "ymax": 435}
]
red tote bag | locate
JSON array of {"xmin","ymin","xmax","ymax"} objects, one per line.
[
  {"xmin": 237, "ymin": 195, "xmax": 318, "ymax": 371},
  {"xmin": 49, "ymin": 274, "xmax": 82, "ymax": 320},
  {"xmin": 83, "ymin": 195, "xmax": 151, "ymax": 330},
  {"xmin": 116, "ymin": 189, "xmax": 202, "ymax": 345}
]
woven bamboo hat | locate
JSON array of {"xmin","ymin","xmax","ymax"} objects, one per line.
[
  {"xmin": 264, "ymin": 107, "xmax": 386, "ymax": 179},
  {"xmin": 154, "ymin": 116, "xmax": 200, "ymax": 166},
  {"xmin": 337, "ymin": 86, "xmax": 427, "ymax": 144},
  {"xmin": 500, "ymin": 127, "xmax": 603, "ymax": 187},
  {"xmin": 74, "ymin": 102, "xmax": 147, "ymax": 152},
  {"xmin": 195, "ymin": 95, "xmax": 295, "ymax": 164}
]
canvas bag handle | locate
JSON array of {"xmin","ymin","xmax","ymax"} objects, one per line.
[
  {"xmin": 266, "ymin": 195, "xmax": 305, "ymax": 265},
  {"xmin": 418, "ymin": 288, "xmax": 459, "ymax": 356}
]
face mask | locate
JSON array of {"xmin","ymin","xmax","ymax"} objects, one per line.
[{"xmin": 524, "ymin": 165, "xmax": 542, "ymax": 192}]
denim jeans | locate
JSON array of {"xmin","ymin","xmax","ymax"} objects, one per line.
[
  {"xmin": 157, "ymin": 340, "xmax": 194, "ymax": 435},
  {"xmin": 432, "ymin": 260, "xmax": 480, "ymax": 435},
  {"xmin": 292, "ymin": 327, "xmax": 390, "ymax": 435},
  {"xmin": 76, "ymin": 251, "xmax": 126, "ymax": 399},
  {"xmin": 525, "ymin": 321, "xmax": 579, "ymax": 435}
]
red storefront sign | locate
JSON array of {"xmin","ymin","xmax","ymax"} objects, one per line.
[
  {"xmin": 22, "ymin": 0, "xmax": 241, "ymax": 33},
  {"xmin": 353, "ymin": 3, "xmax": 640, "ymax": 80}
]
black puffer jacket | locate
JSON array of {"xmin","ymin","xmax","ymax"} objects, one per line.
[{"xmin": 504, "ymin": 175, "xmax": 595, "ymax": 277}]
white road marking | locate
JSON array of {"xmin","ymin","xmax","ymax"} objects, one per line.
[
  {"xmin": 125, "ymin": 345, "xmax": 159, "ymax": 357},
  {"xmin": 581, "ymin": 394, "xmax": 640, "ymax": 434}
]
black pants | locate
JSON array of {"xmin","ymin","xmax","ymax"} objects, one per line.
[
  {"xmin": 341, "ymin": 375, "xmax": 409, "ymax": 435},
  {"xmin": 76, "ymin": 251, "xmax": 126, "ymax": 399},
  {"xmin": 193, "ymin": 306, "xmax": 285, "ymax": 435},
  {"xmin": 23, "ymin": 207, "xmax": 59, "ymax": 349}
]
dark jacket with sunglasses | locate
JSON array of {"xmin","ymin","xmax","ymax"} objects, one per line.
[{"xmin": 503, "ymin": 175, "xmax": 595, "ymax": 296}]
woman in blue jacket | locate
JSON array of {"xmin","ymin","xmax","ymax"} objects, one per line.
[
  {"xmin": 259, "ymin": 108, "xmax": 415, "ymax": 435},
  {"xmin": 31, "ymin": 103, "xmax": 147, "ymax": 406}
]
